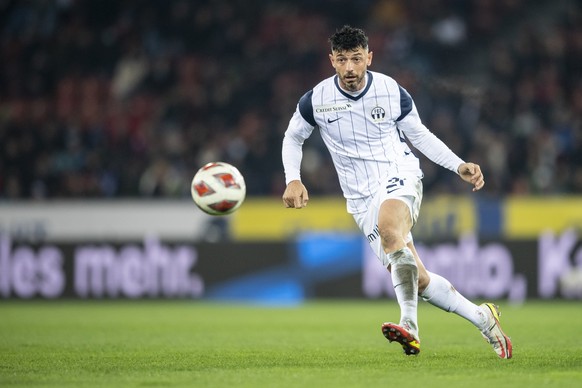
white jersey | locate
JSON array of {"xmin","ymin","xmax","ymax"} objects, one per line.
[{"xmin": 282, "ymin": 70, "xmax": 464, "ymax": 214}]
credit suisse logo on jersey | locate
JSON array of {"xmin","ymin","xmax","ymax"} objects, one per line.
[{"xmin": 314, "ymin": 103, "xmax": 353, "ymax": 113}]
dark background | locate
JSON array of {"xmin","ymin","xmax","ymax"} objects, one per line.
[{"xmin": 1, "ymin": 0, "xmax": 581, "ymax": 200}]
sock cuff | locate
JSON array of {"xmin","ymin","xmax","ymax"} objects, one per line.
[{"xmin": 419, "ymin": 273, "xmax": 435, "ymax": 299}]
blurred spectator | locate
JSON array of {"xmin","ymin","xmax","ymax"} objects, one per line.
[{"xmin": 0, "ymin": 0, "xmax": 580, "ymax": 199}]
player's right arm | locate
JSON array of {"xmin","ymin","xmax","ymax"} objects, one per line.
[
  {"xmin": 282, "ymin": 180, "xmax": 309, "ymax": 208},
  {"xmin": 281, "ymin": 92, "xmax": 316, "ymax": 209}
]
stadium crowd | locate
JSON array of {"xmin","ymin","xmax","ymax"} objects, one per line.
[{"xmin": 0, "ymin": 0, "xmax": 581, "ymax": 199}]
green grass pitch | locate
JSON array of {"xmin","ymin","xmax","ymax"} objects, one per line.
[{"xmin": 1, "ymin": 300, "xmax": 581, "ymax": 387}]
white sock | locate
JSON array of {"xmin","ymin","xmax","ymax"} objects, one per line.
[
  {"xmin": 389, "ymin": 247, "xmax": 419, "ymax": 335},
  {"xmin": 420, "ymin": 271, "xmax": 487, "ymax": 330}
]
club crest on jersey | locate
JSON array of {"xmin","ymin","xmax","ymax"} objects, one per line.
[
  {"xmin": 314, "ymin": 103, "xmax": 354, "ymax": 113},
  {"xmin": 371, "ymin": 106, "xmax": 386, "ymax": 122}
]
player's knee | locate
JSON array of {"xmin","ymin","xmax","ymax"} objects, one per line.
[
  {"xmin": 378, "ymin": 225, "xmax": 404, "ymax": 253},
  {"xmin": 387, "ymin": 246, "xmax": 417, "ymax": 267}
]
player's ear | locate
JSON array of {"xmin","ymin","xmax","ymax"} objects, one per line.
[
  {"xmin": 367, "ymin": 51, "xmax": 373, "ymax": 66},
  {"xmin": 329, "ymin": 53, "xmax": 335, "ymax": 68}
]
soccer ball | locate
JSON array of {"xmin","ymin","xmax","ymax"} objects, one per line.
[{"xmin": 191, "ymin": 162, "xmax": 246, "ymax": 215}]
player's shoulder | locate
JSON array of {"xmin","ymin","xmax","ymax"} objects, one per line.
[
  {"xmin": 298, "ymin": 75, "xmax": 335, "ymax": 104},
  {"xmin": 311, "ymin": 74, "xmax": 336, "ymax": 93},
  {"xmin": 296, "ymin": 75, "xmax": 335, "ymax": 126},
  {"xmin": 369, "ymin": 71, "xmax": 399, "ymax": 89}
]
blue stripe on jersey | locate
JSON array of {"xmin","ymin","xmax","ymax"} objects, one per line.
[
  {"xmin": 298, "ymin": 90, "xmax": 316, "ymax": 126},
  {"xmin": 396, "ymin": 85, "xmax": 412, "ymax": 121},
  {"xmin": 333, "ymin": 71, "xmax": 374, "ymax": 101}
]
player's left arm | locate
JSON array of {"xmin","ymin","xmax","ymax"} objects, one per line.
[
  {"xmin": 402, "ymin": 115, "xmax": 485, "ymax": 191},
  {"xmin": 395, "ymin": 87, "xmax": 476, "ymax": 184},
  {"xmin": 398, "ymin": 114, "xmax": 463, "ymax": 175}
]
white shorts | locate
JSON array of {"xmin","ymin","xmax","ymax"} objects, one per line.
[{"xmin": 352, "ymin": 174, "xmax": 423, "ymax": 267}]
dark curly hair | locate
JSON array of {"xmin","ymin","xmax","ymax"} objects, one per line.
[{"xmin": 329, "ymin": 25, "xmax": 369, "ymax": 52}]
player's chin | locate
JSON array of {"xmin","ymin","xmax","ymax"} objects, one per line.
[{"xmin": 343, "ymin": 77, "xmax": 357, "ymax": 88}]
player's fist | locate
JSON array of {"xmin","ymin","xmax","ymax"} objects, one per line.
[
  {"xmin": 458, "ymin": 162, "xmax": 484, "ymax": 191},
  {"xmin": 282, "ymin": 180, "xmax": 309, "ymax": 208}
]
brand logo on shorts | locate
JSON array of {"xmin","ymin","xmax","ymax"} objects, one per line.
[{"xmin": 367, "ymin": 224, "xmax": 380, "ymax": 242}]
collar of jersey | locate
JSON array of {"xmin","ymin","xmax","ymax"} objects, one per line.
[{"xmin": 334, "ymin": 71, "xmax": 373, "ymax": 101}]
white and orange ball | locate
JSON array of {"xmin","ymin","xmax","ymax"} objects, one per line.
[{"xmin": 191, "ymin": 162, "xmax": 246, "ymax": 216}]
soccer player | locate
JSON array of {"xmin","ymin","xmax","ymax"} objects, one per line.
[{"xmin": 281, "ymin": 25, "xmax": 512, "ymax": 359}]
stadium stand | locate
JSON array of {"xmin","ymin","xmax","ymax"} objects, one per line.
[{"xmin": 0, "ymin": 0, "xmax": 580, "ymax": 199}]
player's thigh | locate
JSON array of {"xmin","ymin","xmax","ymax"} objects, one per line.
[
  {"xmin": 377, "ymin": 174, "xmax": 422, "ymax": 229},
  {"xmin": 378, "ymin": 198, "xmax": 413, "ymax": 238},
  {"xmin": 377, "ymin": 174, "xmax": 421, "ymax": 245},
  {"xmin": 352, "ymin": 174, "xmax": 422, "ymax": 267}
]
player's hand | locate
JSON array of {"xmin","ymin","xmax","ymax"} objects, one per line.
[
  {"xmin": 282, "ymin": 180, "xmax": 309, "ymax": 208},
  {"xmin": 458, "ymin": 162, "xmax": 484, "ymax": 192}
]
